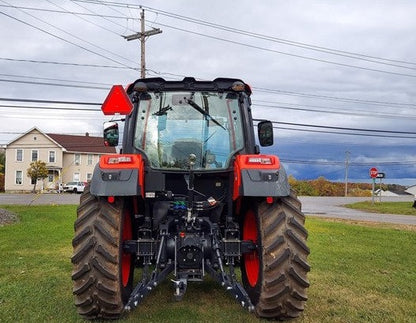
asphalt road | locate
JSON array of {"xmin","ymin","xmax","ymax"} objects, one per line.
[
  {"xmin": 0, "ymin": 192, "xmax": 81, "ymax": 205},
  {"xmin": 300, "ymin": 195, "xmax": 416, "ymax": 225},
  {"xmin": 0, "ymin": 193, "xmax": 415, "ymax": 225}
]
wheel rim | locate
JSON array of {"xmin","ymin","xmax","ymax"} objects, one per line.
[
  {"xmin": 243, "ymin": 209, "xmax": 259, "ymax": 287},
  {"xmin": 121, "ymin": 209, "xmax": 132, "ymax": 287}
]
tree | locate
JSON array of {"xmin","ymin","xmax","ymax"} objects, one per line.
[
  {"xmin": 27, "ymin": 160, "xmax": 48, "ymax": 192},
  {"xmin": 0, "ymin": 151, "xmax": 4, "ymax": 192},
  {"xmin": 0, "ymin": 150, "xmax": 5, "ymax": 174}
]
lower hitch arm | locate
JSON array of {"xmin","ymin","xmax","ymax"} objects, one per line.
[
  {"xmin": 124, "ymin": 234, "xmax": 173, "ymax": 312},
  {"xmin": 124, "ymin": 263, "xmax": 174, "ymax": 312},
  {"xmin": 206, "ymin": 237, "xmax": 254, "ymax": 312}
]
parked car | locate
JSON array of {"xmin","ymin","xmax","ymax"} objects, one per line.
[{"xmin": 63, "ymin": 181, "xmax": 87, "ymax": 193}]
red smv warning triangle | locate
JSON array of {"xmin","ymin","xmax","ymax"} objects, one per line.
[{"xmin": 101, "ymin": 85, "xmax": 133, "ymax": 115}]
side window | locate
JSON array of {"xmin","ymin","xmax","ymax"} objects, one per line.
[
  {"xmin": 73, "ymin": 172, "xmax": 80, "ymax": 182},
  {"xmin": 74, "ymin": 154, "xmax": 81, "ymax": 165},
  {"xmin": 16, "ymin": 149, "xmax": 23, "ymax": 162}
]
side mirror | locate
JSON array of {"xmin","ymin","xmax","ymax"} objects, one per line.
[
  {"xmin": 103, "ymin": 121, "xmax": 119, "ymax": 146},
  {"xmin": 257, "ymin": 121, "xmax": 274, "ymax": 147}
]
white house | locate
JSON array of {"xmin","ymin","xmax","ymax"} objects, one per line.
[{"xmin": 4, "ymin": 127, "xmax": 115, "ymax": 192}]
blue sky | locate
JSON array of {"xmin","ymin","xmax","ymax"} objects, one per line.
[{"xmin": 0, "ymin": 0, "xmax": 415, "ymax": 185}]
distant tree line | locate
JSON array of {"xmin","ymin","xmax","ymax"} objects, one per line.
[{"xmin": 288, "ymin": 175, "xmax": 407, "ymax": 197}]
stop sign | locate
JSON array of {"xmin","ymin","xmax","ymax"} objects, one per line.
[{"xmin": 370, "ymin": 167, "xmax": 378, "ymax": 178}]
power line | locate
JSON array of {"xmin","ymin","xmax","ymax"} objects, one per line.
[
  {"xmin": 272, "ymin": 125, "xmax": 416, "ymax": 139},
  {"xmin": 0, "ymin": 3, "xmax": 136, "ymax": 19},
  {"xmin": 2, "ymin": 0, "xmax": 138, "ymax": 67},
  {"xmin": 0, "ymin": 9, "xmax": 136, "ymax": 71},
  {"xmin": 0, "ymin": 72, "xmax": 112, "ymax": 87},
  {"xmin": 46, "ymin": 0, "xmax": 123, "ymax": 36},
  {"xmin": 261, "ymin": 119, "xmax": 416, "ymax": 135},
  {"xmin": 0, "ymin": 78, "xmax": 108, "ymax": 90},
  {"xmin": 72, "ymin": 0, "xmax": 416, "ymax": 72},
  {"xmin": 1, "ymin": 55, "xmax": 414, "ymax": 109},
  {"xmin": 0, "ymin": 102, "xmax": 414, "ymax": 139},
  {"xmin": 0, "ymin": 57, "xmax": 132, "ymax": 69},
  {"xmin": 0, "ymin": 131, "xmax": 100, "ymax": 136},
  {"xmin": 252, "ymin": 102, "xmax": 416, "ymax": 120},
  {"xmin": 145, "ymin": 21, "xmax": 416, "ymax": 79},
  {"xmin": 0, "ymin": 104, "xmax": 100, "ymax": 112},
  {"xmin": 253, "ymin": 87, "xmax": 416, "ymax": 108},
  {"xmin": 68, "ymin": 0, "xmax": 136, "ymax": 34},
  {"xmin": 75, "ymin": 0, "xmax": 416, "ymax": 66},
  {"xmin": 253, "ymin": 119, "xmax": 416, "ymax": 139},
  {"xmin": 139, "ymin": 5, "xmax": 416, "ymax": 70},
  {"xmin": 0, "ymin": 115, "xmax": 106, "ymax": 122},
  {"xmin": 253, "ymin": 99, "xmax": 416, "ymax": 112},
  {"xmin": 0, "ymin": 97, "xmax": 100, "ymax": 106}
]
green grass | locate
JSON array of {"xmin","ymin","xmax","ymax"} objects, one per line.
[
  {"xmin": 344, "ymin": 201, "xmax": 416, "ymax": 216},
  {"xmin": 0, "ymin": 205, "xmax": 415, "ymax": 322}
]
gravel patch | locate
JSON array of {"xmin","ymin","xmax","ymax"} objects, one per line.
[{"xmin": 0, "ymin": 208, "xmax": 19, "ymax": 226}]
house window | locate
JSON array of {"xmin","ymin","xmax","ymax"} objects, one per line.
[
  {"xmin": 86, "ymin": 173, "xmax": 93, "ymax": 182},
  {"xmin": 31, "ymin": 150, "xmax": 38, "ymax": 162},
  {"xmin": 74, "ymin": 154, "xmax": 81, "ymax": 165},
  {"xmin": 16, "ymin": 149, "xmax": 23, "ymax": 162},
  {"xmin": 48, "ymin": 174, "xmax": 54, "ymax": 182},
  {"xmin": 15, "ymin": 171, "xmax": 23, "ymax": 185},
  {"xmin": 31, "ymin": 177, "xmax": 37, "ymax": 185},
  {"xmin": 73, "ymin": 172, "xmax": 80, "ymax": 182},
  {"xmin": 87, "ymin": 154, "xmax": 93, "ymax": 165},
  {"xmin": 49, "ymin": 151, "xmax": 56, "ymax": 163}
]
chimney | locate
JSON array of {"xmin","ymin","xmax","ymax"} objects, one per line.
[{"xmin": 85, "ymin": 132, "xmax": 89, "ymax": 137}]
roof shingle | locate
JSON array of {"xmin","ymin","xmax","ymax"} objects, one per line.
[{"xmin": 47, "ymin": 133, "xmax": 116, "ymax": 154}]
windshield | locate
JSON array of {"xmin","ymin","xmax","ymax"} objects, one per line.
[{"xmin": 134, "ymin": 91, "xmax": 244, "ymax": 170}]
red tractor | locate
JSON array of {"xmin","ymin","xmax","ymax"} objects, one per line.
[{"xmin": 71, "ymin": 77, "xmax": 309, "ymax": 320}]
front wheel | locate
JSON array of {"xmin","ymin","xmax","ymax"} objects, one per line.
[
  {"xmin": 71, "ymin": 186, "xmax": 134, "ymax": 320},
  {"xmin": 241, "ymin": 192, "xmax": 310, "ymax": 319}
]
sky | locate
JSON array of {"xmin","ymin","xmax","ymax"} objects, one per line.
[{"xmin": 1, "ymin": 0, "xmax": 416, "ymax": 186}]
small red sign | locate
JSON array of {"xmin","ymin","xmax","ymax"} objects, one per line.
[
  {"xmin": 101, "ymin": 85, "xmax": 133, "ymax": 115},
  {"xmin": 370, "ymin": 167, "xmax": 378, "ymax": 178}
]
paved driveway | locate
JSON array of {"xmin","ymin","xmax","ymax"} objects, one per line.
[{"xmin": 1, "ymin": 193, "xmax": 415, "ymax": 225}]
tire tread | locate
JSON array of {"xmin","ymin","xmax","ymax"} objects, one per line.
[
  {"xmin": 247, "ymin": 192, "xmax": 310, "ymax": 320},
  {"xmin": 71, "ymin": 186, "xmax": 127, "ymax": 319}
]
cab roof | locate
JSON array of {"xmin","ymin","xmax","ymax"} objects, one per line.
[{"xmin": 126, "ymin": 77, "xmax": 252, "ymax": 95}]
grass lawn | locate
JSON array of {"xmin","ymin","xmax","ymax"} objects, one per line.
[
  {"xmin": 344, "ymin": 201, "xmax": 416, "ymax": 216},
  {"xmin": 0, "ymin": 205, "xmax": 415, "ymax": 322}
]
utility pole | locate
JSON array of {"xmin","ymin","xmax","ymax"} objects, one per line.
[
  {"xmin": 344, "ymin": 151, "xmax": 350, "ymax": 197},
  {"xmin": 123, "ymin": 8, "xmax": 162, "ymax": 78}
]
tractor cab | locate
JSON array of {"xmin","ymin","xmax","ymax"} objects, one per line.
[{"xmin": 102, "ymin": 78, "xmax": 273, "ymax": 169}]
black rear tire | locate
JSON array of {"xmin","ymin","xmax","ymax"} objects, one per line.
[
  {"xmin": 241, "ymin": 191, "xmax": 310, "ymax": 319},
  {"xmin": 71, "ymin": 186, "xmax": 134, "ymax": 319}
]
